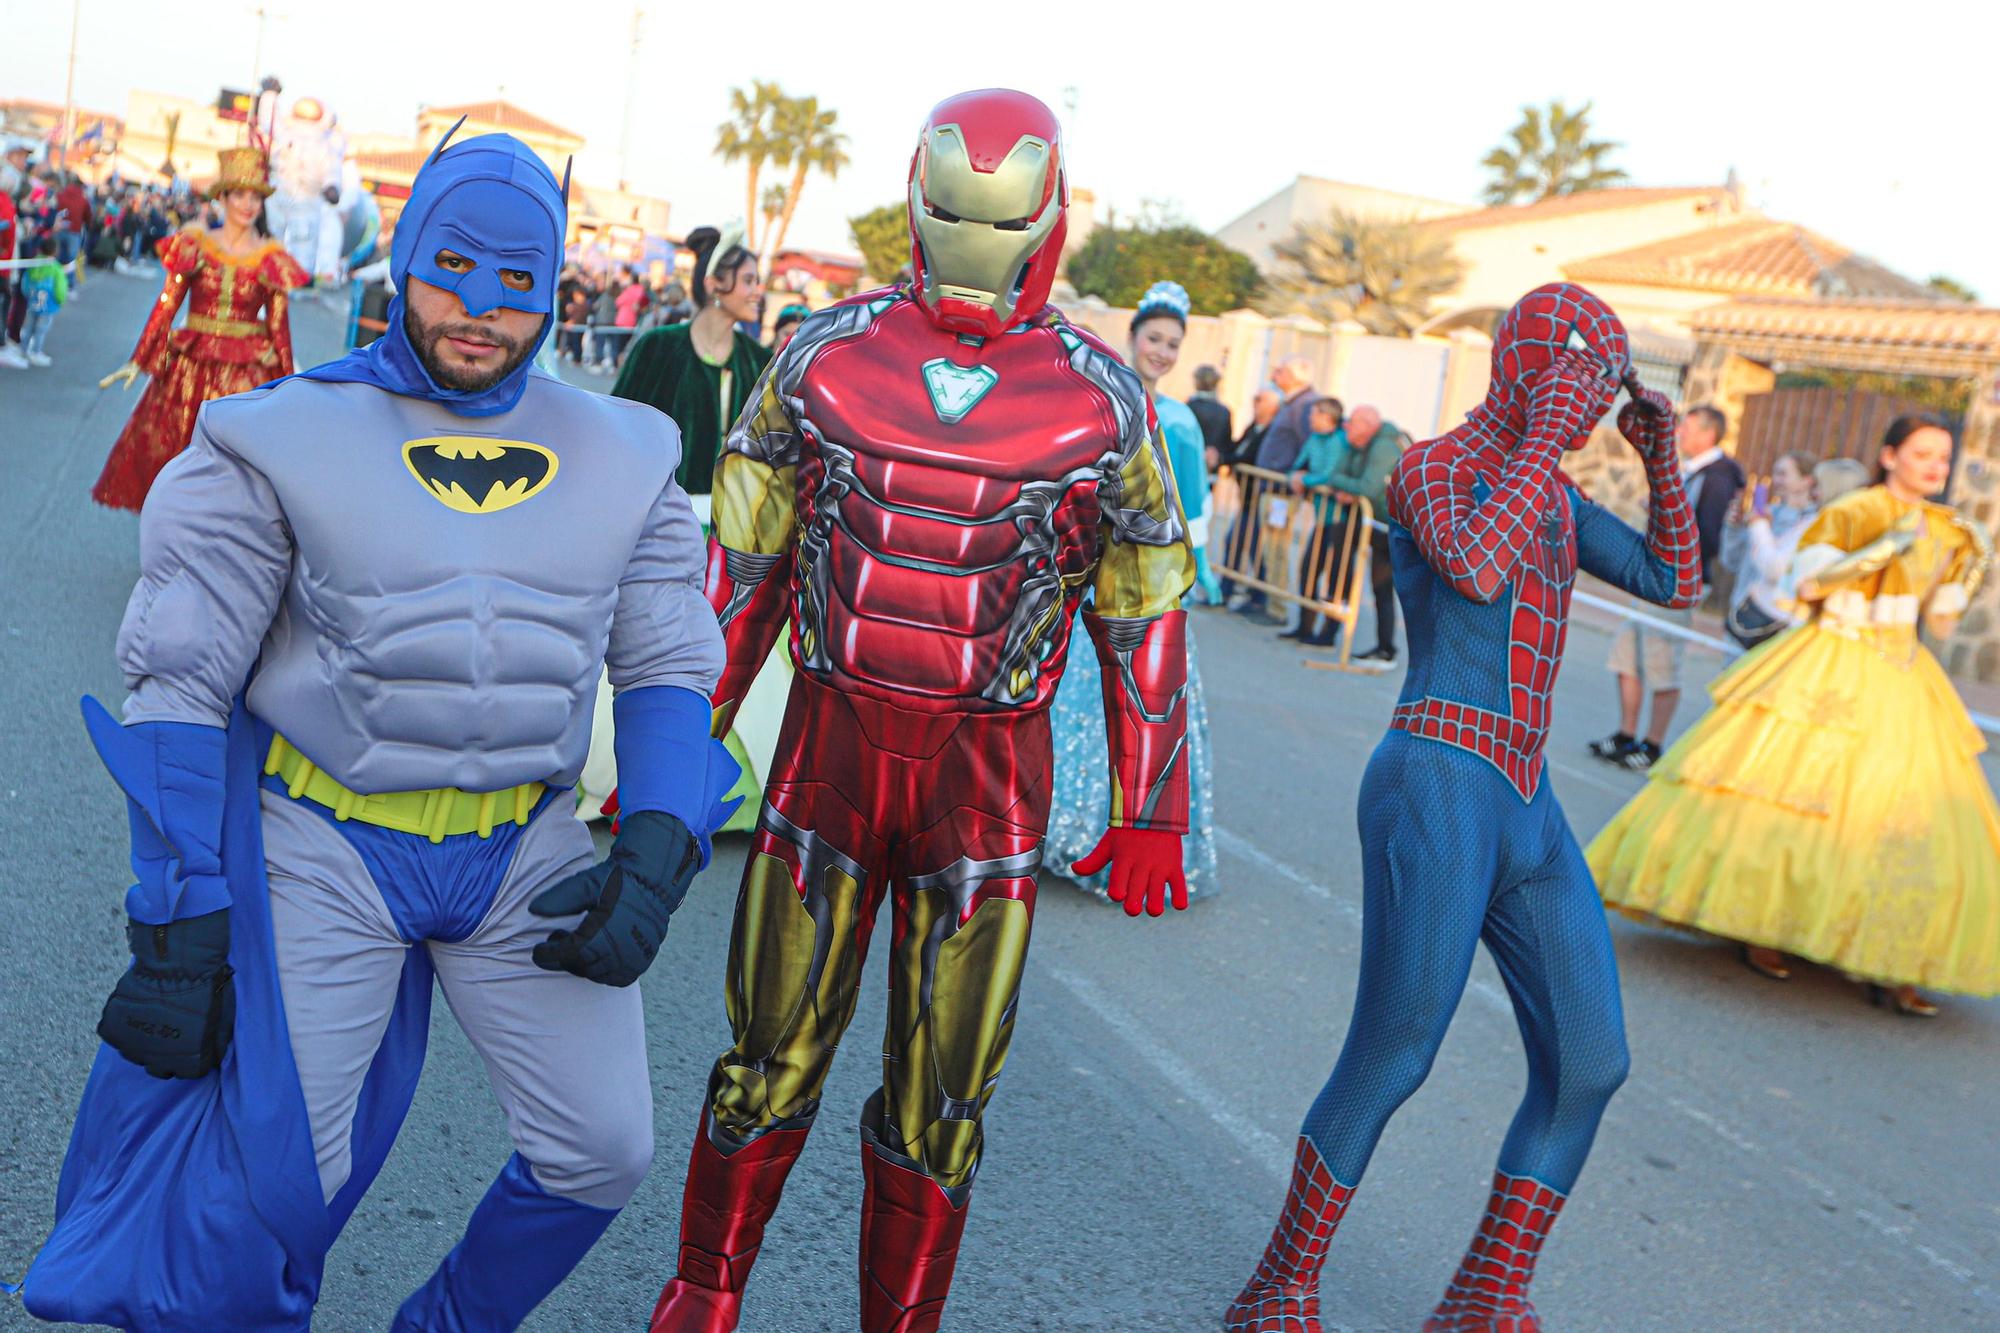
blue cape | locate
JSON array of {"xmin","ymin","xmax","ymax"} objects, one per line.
[
  {"xmin": 22, "ymin": 701, "xmax": 435, "ymax": 1331},
  {"xmin": 297, "ymin": 129, "xmax": 566, "ymax": 418}
]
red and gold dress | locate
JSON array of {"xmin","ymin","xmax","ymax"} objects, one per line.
[{"xmin": 92, "ymin": 230, "xmax": 309, "ymax": 511}]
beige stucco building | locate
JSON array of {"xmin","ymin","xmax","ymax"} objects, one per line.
[{"xmin": 1215, "ymin": 175, "xmax": 1466, "ymax": 275}]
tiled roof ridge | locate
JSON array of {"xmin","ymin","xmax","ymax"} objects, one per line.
[{"xmin": 1420, "ymin": 185, "xmax": 1723, "ymax": 233}]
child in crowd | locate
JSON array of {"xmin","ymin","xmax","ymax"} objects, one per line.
[
  {"xmin": 20, "ymin": 233, "xmax": 68, "ymax": 367},
  {"xmin": 1281, "ymin": 396, "xmax": 1348, "ymax": 643}
]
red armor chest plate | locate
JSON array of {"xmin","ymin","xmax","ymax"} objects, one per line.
[{"xmin": 787, "ymin": 304, "xmax": 1125, "ymax": 710}]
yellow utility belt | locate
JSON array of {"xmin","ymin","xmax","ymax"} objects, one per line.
[
  {"xmin": 264, "ymin": 734, "xmax": 545, "ymax": 843},
  {"xmin": 185, "ymin": 313, "xmax": 264, "ymax": 337}
]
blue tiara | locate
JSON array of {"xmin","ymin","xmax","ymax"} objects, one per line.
[{"xmin": 1136, "ymin": 279, "xmax": 1191, "ymax": 321}]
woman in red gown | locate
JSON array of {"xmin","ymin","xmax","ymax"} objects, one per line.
[{"xmin": 92, "ymin": 146, "xmax": 308, "ymax": 511}]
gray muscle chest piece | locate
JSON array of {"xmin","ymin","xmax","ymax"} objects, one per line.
[{"xmin": 197, "ymin": 373, "xmax": 699, "ymax": 793}]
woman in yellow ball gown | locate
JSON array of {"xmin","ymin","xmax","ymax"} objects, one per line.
[{"xmin": 1588, "ymin": 416, "xmax": 1996, "ymax": 1016}]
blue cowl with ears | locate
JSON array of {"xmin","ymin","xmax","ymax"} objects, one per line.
[{"xmin": 296, "ymin": 128, "xmax": 567, "ymax": 417}]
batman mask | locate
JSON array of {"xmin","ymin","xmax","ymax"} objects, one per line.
[{"xmin": 297, "ymin": 128, "xmax": 567, "ymax": 417}]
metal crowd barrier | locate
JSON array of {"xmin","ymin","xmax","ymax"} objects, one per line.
[{"xmin": 1211, "ymin": 463, "xmax": 1374, "ymax": 672}]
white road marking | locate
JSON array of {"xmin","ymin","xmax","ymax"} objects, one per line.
[
  {"xmin": 1547, "ymin": 758, "xmax": 1635, "ymax": 799},
  {"xmin": 1669, "ymin": 1099, "xmax": 1995, "ymax": 1304},
  {"xmin": 1211, "ymin": 826, "xmax": 1512, "ymax": 1016},
  {"xmin": 1212, "ymin": 826, "xmax": 1338, "ymax": 907},
  {"xmin": 1044, "ymin": 964, "xmax": 1290, "ymax": 1181}
]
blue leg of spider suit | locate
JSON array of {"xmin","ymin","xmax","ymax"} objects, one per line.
[{"xmin": 1299, "ymin": 733, "xmax": 1629, "ymax": 1195}]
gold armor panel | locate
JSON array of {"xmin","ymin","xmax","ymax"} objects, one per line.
[
  {"xmin": 884, "ymin": 893, "xmax": 1032, "ymax": 1190},
  {"xmin": 712, "ymin": 850, "xmax": 868, "ymax": 1139}
]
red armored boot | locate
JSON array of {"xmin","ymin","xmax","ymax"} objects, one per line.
[
  {"xmin": 1223, "ymin": 1138, "xmax": 1357, "ymax": 1333},
  {"xmin": 857, "ymin": 1135, "xmax": 972, "ymax": 1333},
  {"xmin": 1422, "ymin": 1171, "xmax": 1567, "ymax": 1333},
  {"xmin": 649, "ymin": 1112, "xmax": 810, "ymax": 1333}
]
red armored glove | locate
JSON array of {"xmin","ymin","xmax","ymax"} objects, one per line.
[{"xmin": 1071, "ymin": 827, "xmax": 1187, "ymax": 918}]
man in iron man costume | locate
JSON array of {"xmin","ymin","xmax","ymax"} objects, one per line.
[
  {"xmin": 1226, "ymin": 284, "xmax": 1701, "ymax": 1332},
  {"xmin": 649, "ymin": 88, "xmax": 1195, "ymax": 1333}
]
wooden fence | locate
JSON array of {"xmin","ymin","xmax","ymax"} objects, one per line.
[{"xmin": 1736, "ymin": 387, "xmax": 1956, "ymax": 479}]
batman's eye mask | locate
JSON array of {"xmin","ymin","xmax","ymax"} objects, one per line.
[{"xmin": 434, "ymin": 248, "xmax": 537, "ymax": 293}]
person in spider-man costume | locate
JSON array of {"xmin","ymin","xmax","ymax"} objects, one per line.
[
  {"xmin": 648, "ymin": 88, "xmax": 1195, "ymax": 1333},
  {"xmin": 1226, "ymin": 283, "xmax": 1702, "ymax": 1333}
]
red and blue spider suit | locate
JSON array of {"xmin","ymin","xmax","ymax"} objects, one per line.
[
  {"xmin": 1227, "ymin": 283, "xmax": 1701, "ymax": 1333},
  {"xmin": 649, "ymin": 89, "xmax": 1195, "ymax": 1333}
]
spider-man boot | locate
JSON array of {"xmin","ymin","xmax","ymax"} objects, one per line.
[
  {"xmin": 649, "ymin": 1112, "xmax": 811, "ymax": 1333},
  {"xmin": 1422, "ymin": 1172, "xmax": 1567, "ymax": 1333},
  {"xmin": 1222, "ymin": 1138, "xmax": 1357, "ymax": 1332},
  {"xmin": 858, "ymin": 1127, "xmax": 973, "ymax": 1333}
]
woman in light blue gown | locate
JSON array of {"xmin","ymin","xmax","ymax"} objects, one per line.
[{"xmin": 1047, "ymin": 280, "xmax": 1221, "ymax": 900}]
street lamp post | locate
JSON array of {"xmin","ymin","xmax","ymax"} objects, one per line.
[{"xmin": 58, "ymin": 0, "xmax": 81, "ymax": 170}]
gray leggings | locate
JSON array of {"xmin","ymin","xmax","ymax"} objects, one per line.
[{"xmin": 260, "ymin": 792, "xmax": 654, "ymax": 1210}]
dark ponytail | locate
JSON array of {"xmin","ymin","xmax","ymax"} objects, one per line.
[
  {"xmin": 1876, "ymin": 412, "xmax": 1951, "ymax": 484},
  {"xmin": 687, "ymin": 225, "xmax": 754, "ymax": 309}
]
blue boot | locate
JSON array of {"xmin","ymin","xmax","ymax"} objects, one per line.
[{"xmin": 393, "ymin": 1154, "xmax": 618, "ymax": 1332}]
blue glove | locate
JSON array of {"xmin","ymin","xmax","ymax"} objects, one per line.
[
  {"xmin": 98, "ymin": 908, "xmax": 235, "ymax": 1078},
  {"xmin": 81, "ymin": 697, "xmax": 236, "ymax": 1076},
  {"xmin": 82, "ymin": 698, "xmax": 231, "ymax": 924},
  {"xmin": 527, "ymin": 687, "xmax": 743, "ymax": 988},
  {"xmin": 605, "ymin": 685, "xmax": 743, "ymax": 867},
  {"xmin": 529, "ymin": 810, "xmax": 696, "ymax": 987}
]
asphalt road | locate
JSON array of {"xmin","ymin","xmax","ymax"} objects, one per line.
[{"xmin": 2, "ymin": 270, "xmax": 1995, "ymax": 1332}]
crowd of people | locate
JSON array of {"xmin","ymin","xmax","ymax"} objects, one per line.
[
  {"xmin": 551, "ymin": 240, "xmax": 815, "ymax": 378},
  {"xmin": 1, "ymin": 134, "xmax": 227, "ymax": 372}
]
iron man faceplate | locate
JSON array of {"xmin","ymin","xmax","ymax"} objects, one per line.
[{"xmin": 907, "ymin": 88, "xmax": 1069, "ymax": 340}]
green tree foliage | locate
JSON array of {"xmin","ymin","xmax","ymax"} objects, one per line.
[
  {"xmin": 849, "ymin": 202, "xmax": 910, "ymax": 284},
  {"xmin": 1263, "ymin": 208, "xmax": 1466, "ymax": 337},
  {"xmin": 1064, "ymin": 217, "xmax": 1261, "ymax": 315},
  {"xmin": 1482, "ymin": 100, "xmax": 1629, "ymax": 206},
  {"xmin": 1927, "ymin": 274, "xmax": 1979, "ymax": 303}
]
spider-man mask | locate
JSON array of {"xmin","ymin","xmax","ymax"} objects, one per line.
[{"xmin": 1485, "ymin": 283, "xmax": 1632, "ymax": 441}]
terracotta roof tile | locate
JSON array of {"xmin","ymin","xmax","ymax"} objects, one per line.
[
  {"xmin": 1417, "ymin": 186, "xmax": 1723, "ymax": 234},
  {"xmin": 1565, "ymin": 221, "xmax": 1932, "ymax": 299},
  {"xmin": 1691, "ymin": 298, "xmax": 2000, "ymax": 375},
  {"xmin": 424, "ymin": 100, "xmax": 583, "ymax": 144}
]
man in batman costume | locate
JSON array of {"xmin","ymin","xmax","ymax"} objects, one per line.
[{"xmin": 19, "ymin": 127, "xmax": 739, "ymax": 1331}]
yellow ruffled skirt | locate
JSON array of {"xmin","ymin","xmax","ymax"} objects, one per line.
[{"xmin": 1587, "ymin": 621, "xmax": 2000, "ymax": 995}]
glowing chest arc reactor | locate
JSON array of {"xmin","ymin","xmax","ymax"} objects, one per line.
[{"xmin": 920, "ymin": 358, "xmax": 999, "ymax": 425}]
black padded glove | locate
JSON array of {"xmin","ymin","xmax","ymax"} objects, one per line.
[
  {"xmin": 529, "ymin": 810, "xmax": 700, "ymax": 988},
  {"xmin": 97, "ymin": 908, "xmax": 235, "ymax": 1079}
]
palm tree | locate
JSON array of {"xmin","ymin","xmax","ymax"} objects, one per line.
[
  {"xmin": 763, "ymin": 95, "xmax": 851, "ymax": 265},
  {"xmin": 1265, "ymin": 209, "xmax": 1466, "ymax": 338},
  {"xmin": 760, "ymin": 183, "xmax": 788, "ymax": 242},
  {"xmin": 714, "ymin": 81, "xmax": 782, "ymax": 251},
  {"xmin": 1481, "ymin": 101, "xmax": 1629, "ymax": 206}
]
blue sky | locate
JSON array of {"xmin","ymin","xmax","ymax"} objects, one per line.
[{"xmin": 8, "ymin": 0, "xmax": 1995, "ymax": 298}]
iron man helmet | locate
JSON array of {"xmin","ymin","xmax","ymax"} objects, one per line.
[{"xmin": 907, "ymin": 89, "xmax": 1068, "ymax": 338}]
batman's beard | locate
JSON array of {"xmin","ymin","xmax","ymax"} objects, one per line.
[{"xmin": 405, "ymin": 306, "xmax": 537, "ymax": 393}]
